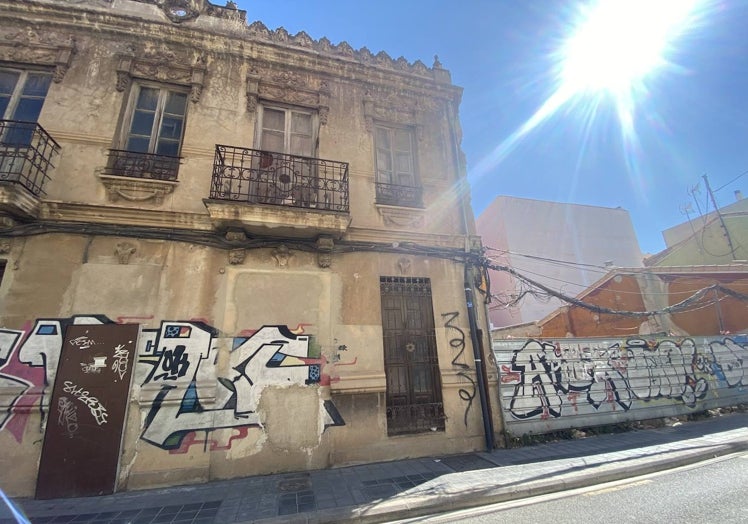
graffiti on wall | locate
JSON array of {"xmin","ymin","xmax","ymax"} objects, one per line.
[
  {"xmin": 499, "ymin": 336, "xmax": 748, "ymax": 421},
  {"xmin": 0, "ymin": 316, "xmax": 110, "ymax": 441},
  {"xmin": 442, "ymin": 312, "xmax": 476, "ymax": 426},
  {"xmin": 0, "ymin": 317, "xmax": 346, "ymax": 451},
  {"xmin": 139, "ymin": 322, "xmax": 345, "ymax": 451}
]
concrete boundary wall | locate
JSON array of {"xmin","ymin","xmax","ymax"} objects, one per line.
[{"xmin": 494, "ymin": 335, "xmax": 748, "ymax": 436}]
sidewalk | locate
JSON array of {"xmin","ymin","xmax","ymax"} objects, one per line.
[{"xmin": 6, "ymin": 412, "xmax": 748, "ymax": 524}]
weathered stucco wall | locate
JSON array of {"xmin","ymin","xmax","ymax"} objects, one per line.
[
  {"xmin": 0, "ymin": 0, "xmax": 494, "ymax": 498},
  {"xmin": 494, "ymin": 335, "xmax": 748, "ymax": 437},
  {"xmin": 0, "ymin": 237, "xmax": 493, "ymax": 497}
]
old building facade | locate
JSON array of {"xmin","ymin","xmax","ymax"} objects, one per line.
[{"xmin": 0, "ymin": 0, "xmax": 498, "ymax": 498}]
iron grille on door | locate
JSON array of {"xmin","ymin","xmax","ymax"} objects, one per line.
[{"xmin": 380, "ymin": 276, "xmax": 445, "ymax": 435}]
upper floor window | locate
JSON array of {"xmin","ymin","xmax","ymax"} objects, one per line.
[
  {"xmin": 123, "ymin": 84, "xmax": 187, "ymax": 157},
  {"xmin": 0, "ymin": 68, "xmax": 52, "ymax": 145},
  {"xmin": 258, "ymin": 105, "xmax": 316, "ymax": 157},
  {"xmin": 374, "ymin": 125, "xmax": 422, "ymax": 207},
  {"xmin": 106, "ymin": 83, "xmax": 188, "ymax": 181}
]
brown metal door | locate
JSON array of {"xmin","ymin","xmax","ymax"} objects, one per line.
[
  {"xmin": 380, "ymin": 277, "xmax": 444, "ymax": 435},
  {"xmin": 36, "ymin": 323, "xmax": 139, "ymax": 499}
]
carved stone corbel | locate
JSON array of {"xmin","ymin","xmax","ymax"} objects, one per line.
[
  {"xmin": 272, "ymin": 245, "xmax": 292, "ymax": 268},
  {"xmin": 190, "ymin": 62, "xmax": 206, "ymax": 103},
  {"xmin": 115, "ymin": 55, "xmax": 133, "ymax": 92},
  {"xmin": 318, "ymin": 80, "xmax": 330, "ymax": 126},
  {"xmin": 228, "ymin": 248, "xmax": 246, "ymax": 265},
  {"xmin": 115, "ymin": 242, "xmax": 137, "ymax": 265},
  {"xmin": 316, "ymin": 236, "xmax": 334, "ymax": 268},
  {"xmin": 225, "ymin": 229, "xmax": 247, "ymax": 243},
  {"xmin": 246, "ymin": 72, "xmax": 260, "ymax": 113}
]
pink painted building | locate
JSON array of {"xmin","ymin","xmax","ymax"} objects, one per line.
[{"xmin": 476, "ymin": 196, "xmax": 643, "ymax": 329}]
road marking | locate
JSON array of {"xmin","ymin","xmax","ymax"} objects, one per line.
[{"xmin": 583, "ymin": 479, "xmax": 652, "ymax": 496}]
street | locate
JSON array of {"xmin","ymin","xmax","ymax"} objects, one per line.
[{"xmin": 397, "ymin": 452, "xmax": 748, "ymax": 523}]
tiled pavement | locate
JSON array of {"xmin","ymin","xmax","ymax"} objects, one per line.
[{"xmin": 3, "ymin": 412, "xmax": 747, "ymax": 524}]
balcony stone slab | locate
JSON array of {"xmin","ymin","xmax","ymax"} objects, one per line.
[
  {"xmin": 0, "ymin": 182, "xmax": 41, "ymax": 220},
  {"xmin": 203, "ymin": 199, "xmax": 351, "ymax": 239}
]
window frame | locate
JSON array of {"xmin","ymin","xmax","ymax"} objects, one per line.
[
  {"xmin": 0, "ymin": 67, "xmax": 53, "ymax": 123},
  {"xmin": 117, "ymin": 81, "xmax": 189, "ymax": 158},
  {"xmin": 374, "ymin": 123, "xmax": 419, "ymax": 188},
  {"xmin": 373, "ymin": 123, "xmax": 422, "ymax": 207},
  {"xmin": 256, "ymin": 103, "xmax": 318, "ymax": 158}
]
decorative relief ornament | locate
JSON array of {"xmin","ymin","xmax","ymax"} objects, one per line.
[
  {"xmin": 0, "ymin": 29, "xmax": 75, "ymax": 83},
  {"xmin": 397, "ymin": 257, "xmax": 411, "ymax": 275},
  {"xmin": 316, "ymin": 236, "xmax": 334, "ymax": 268},
  {"xmin": 115, "ymin": 49, "xmax": 206, "ymax": 103},
  {"xmin": 115, "ymin": 242, "xmax": 137, "ymax": 265},
  {"xmin": 228, "ymin": 248, "xmax": 246, "ymax": 265},
  {"xmin": 161, "ymin": 0, "xmax": 199, "ymax": 23},
  {"xmin": 272, "ymin": 245, "xmax": 292, "ymax": 268}
]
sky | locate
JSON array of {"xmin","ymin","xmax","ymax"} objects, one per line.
[{"xmin": 234, "ymin": 0, "xmax": 748, "ymax": 255}]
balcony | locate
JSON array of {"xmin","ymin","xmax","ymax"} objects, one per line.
[
  {"xmin": 0, "ymin": 120, "xmax": 59, "ymax": 195},
  {"xmin": 375, "ymin": 182, "xmax": 423, "ymax": 208},
  {"xmin": 0, "ymin": 120, "xmax": 60, "ymax": 219},
  {"xmin": 205, "ymin": 145, "xmax": 351, "ymax": 238},
  {"xmin": 104, "ymin": 149, "xmax": 181, "ymax": 181},
  {"xmin": 98, "ymin": 150, "xmax": 181, "ymax": 205}
]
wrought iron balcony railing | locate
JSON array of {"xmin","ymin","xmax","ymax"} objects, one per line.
[
  {"xmin": 0, "ymin": 120, "xmax": 60, "ymax": 196},
  {"xmin": 211, "ymin": 145, "xmax": 349, "ymax": 213},
  {"xmin": 375, "ymin": 182, "xmax": 423, "ymax": 207},
  {"xmin": 104, "ymin": 149, "xmax": 181, "ymax": 181}
]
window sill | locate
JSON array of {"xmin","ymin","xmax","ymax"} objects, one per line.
[
  {"xmin": 375, "ymin": 203, "xmax": 425, "ymax": 229},
  {"xmin": 98, "ymin": 174, "xmax": 177, "ymax": 205}
]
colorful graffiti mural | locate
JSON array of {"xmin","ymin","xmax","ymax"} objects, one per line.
[
  {"xmin": 0, "ymin": 316, "xmax": 110, "ymax": 441},
  {"xmin": 138, "ymin": 322, "xmax": 345, "ymax": 451},
  {"xmin": 0, "ymin": 317, "xmax": 345, "ymax": 452},
  {"xmin": 495, "ymin": 336, "xmax": 748, "ymax": 429}
]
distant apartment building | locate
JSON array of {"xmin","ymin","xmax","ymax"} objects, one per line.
[
  {"xmin": 648, "ymin": 193, "xmax": 748, "ymax": 266},
  {"xmin": 476, "ymin": 196, "xmax": 643, "ymax": 329}
]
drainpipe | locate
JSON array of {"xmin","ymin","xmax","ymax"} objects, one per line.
[
  {"xmin": 446, "ymin": 92, "xmax": 495, "ymax": 451},
  {"xmin": 465, "ymin": 265, "xmax": 495, "ymax": 450}
]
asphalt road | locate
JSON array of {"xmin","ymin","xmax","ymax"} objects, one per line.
[{"xmin": 396, "ymin": 452, "xmax": 748, "ymax": 523}]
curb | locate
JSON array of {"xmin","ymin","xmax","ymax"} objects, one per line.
[{"xmin": 254, "ymin": 439, "xmax": 748, "ymax": 524}]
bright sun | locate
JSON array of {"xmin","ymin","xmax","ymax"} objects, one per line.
[
  {"xmin": 559, "ymin": 0, "xmax": 701, "ymax": 97},
  {"xmin": 471, "ymin": 0, "xmax": 708, "ymax": 184}
]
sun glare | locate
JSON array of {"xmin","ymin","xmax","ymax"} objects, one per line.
[
  {"xmin": 559, "ymin": 0, "xmax": 700, "ymax": 97},
  {"xmin": 471, "ymin": 0, "xmax": 707, "ymax": 187}
]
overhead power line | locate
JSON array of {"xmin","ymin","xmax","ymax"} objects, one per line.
[{"xmin": 484, "ymin": 260, "xmax": 748, "ymax": 318}]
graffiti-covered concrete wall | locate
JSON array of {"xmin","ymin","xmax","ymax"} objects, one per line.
[
  {"xmin": 0, "ymin": 0, "xmax": 495, "ymax": 498},
  {"xmin": 0, "ymin": 316, "xmax": 346, "ymax": 495},
  {"xmin": 494, "ymin": 335, "xmax": 748, "ymax": 436}
]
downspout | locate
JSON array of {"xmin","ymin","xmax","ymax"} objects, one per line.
[
  {"xmin": 446, "ymin": 89, "xmax": 495, "ymax": 450},
  {"xmin": 464, "ymin": 265, "xmax": 495, "ymax": 450}
]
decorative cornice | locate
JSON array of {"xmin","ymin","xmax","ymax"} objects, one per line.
[
  {"xmin": 39, "ymin": 201, "xmax": 213, "ymax": 231},
  {"xmin": 115, "ymin": 47, "xmax": 206, "ymax": 102},
  {"xmin": 245, "ymin": 21, "xmax": 440, "ymax": 79},
  {"xmin": 0, "ymin": 28, "xmax": 76, "ymax": 82},
  {"xmin": 132, "ymin": 0, "xmax": 246, "ymax": 23},
  {"xmin": 246, "ymin": 66, "xmax": 330, "ymax": 122}
]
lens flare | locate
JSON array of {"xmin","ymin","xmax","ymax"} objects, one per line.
[{"xmin": 471, "ymin": 0, "xmax": 708, "ymax": 192}]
